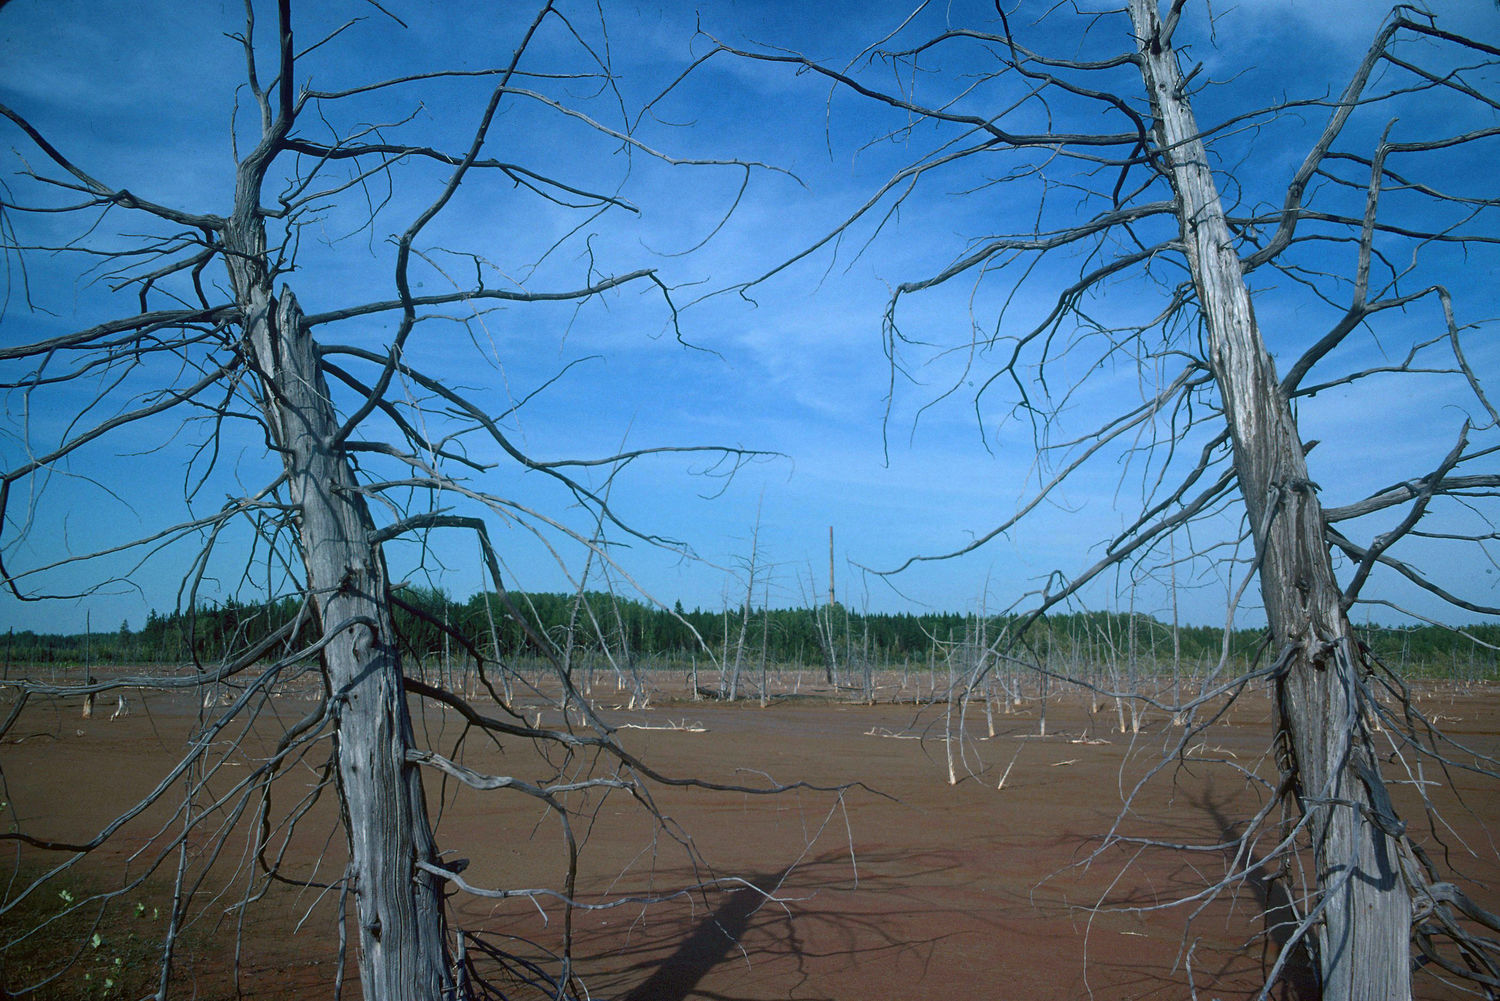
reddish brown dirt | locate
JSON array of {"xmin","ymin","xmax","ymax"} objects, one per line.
[{"xmin": 3, "ymin": 673, "xmax": 1498, "ymax": 999}]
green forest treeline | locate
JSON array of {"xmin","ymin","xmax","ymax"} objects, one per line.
[{"xmin": 3, "ymin": 589, "xmax": 1497, "ymax": 679}]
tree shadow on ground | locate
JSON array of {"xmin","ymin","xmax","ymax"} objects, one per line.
[
  {"xmin": 1196, "ymin": 786, "xmax": 1321, "ymax": 1001},
  {"xmin": 620, "ymin": 873, "xmax": 783, "ymax": 1001}
]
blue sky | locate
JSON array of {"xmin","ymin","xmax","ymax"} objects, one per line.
[{"xmin": 1, "ymin": 1, "xmax": 1496, "ymax": 636}]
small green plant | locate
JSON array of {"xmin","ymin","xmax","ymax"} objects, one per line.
[{"xmin": 4, "ymin": 861, "xmax": 185, "ymax": 1000}]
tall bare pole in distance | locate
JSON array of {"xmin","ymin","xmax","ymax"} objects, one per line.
[{"xmin": 828, "ymin": 525, "xmax": 835, "ymax": 607}]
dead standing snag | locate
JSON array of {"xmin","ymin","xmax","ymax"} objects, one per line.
[
  {"xmin": 703, "ymin": 2, "xmax": 1500, "ymax": 996},
  {"xmin": 0, "ymin": 3, "xmax": 793, "ymax": 998}
]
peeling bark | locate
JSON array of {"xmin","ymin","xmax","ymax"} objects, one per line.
[
  {"xmin": 1128, "ymin": 2, "xmax": 1412, "ymax": 996},
  {"xmin": 230, "ymin": 260, "xmax": 452, "ymax": 997}
]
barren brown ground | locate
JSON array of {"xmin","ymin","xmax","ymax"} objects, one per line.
[{"xmin": 3, "ymin": 671, "xmax": 1497, "ymax": 999}]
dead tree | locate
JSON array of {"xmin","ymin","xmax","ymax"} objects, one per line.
[
  {"xmin": 697, "ymin": 2, "xmax": 1500, "ymax": 997},
  {"xmin": 0, "ymin": 3, "xmax": 793, "ymax": 998},
  {"xmin": 726, "ymin": 505, "xmax": 766, "ymax": 701}
]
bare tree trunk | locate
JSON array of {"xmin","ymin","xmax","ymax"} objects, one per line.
[
  {"xmin": 861, "ymin": 618, "xmax": 873, "ymax": 703},
  {"xmin": 239, "ymin": 278, "xmax": 452, "ymax": 996},
  {"xmin": 81, "ymin": 612, "xmax": 94, "ymax": 719},
  {"xmin": 1170, "ymin": 535, "xmax": 1183, "ymax": 724},
  {"xmin": 1126, "ymin": 598, "xmax": 1140, "ymax": 734},
  {"xmin": 813, "ymin": 603, "xmax": 838, "ymax": 686},
  {"xmin": 820, "ymin": 533, "xmax": 838, "ymax": 687},
  {"xmin": 604, "ymin": 590, "xmax": 643, "ymax": 709},
  {"xmin": 482, "ymin": 589, "xmax": 511, "ymax": 705},
  {"xmin": 759, "ymin": 580, "xmax": 772, "ymax": 707},
  {"xmin": 1131, "ymin": 3, "xmax": 1410, "ymax": 995},
  {"xmin": 729, "ymin": 514, "xmax": 761, "ymax": 701}
]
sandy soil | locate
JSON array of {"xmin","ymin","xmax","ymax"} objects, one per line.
[{"xmin": 3, "ymin": 672, "xmax": 1497, "ymax": 999}]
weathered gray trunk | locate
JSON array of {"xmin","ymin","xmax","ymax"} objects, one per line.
[
  {"xmin": 228, "ymin": 190, "xmax": 452, "ymax": 995},
  {"xmin": 1129, "ymin": 3, "xmax": 1412, "ymax": 997},
  {"xmin": 814, "ymin": 605, "xmax": 838, "ymax": 687}
]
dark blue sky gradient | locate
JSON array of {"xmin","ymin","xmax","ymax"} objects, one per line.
[{"xmin": 1, "ymin": 1, "xmax": 1496, "ymax": 634}]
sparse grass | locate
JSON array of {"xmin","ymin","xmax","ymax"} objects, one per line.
[{"xmin": 0, "ymin": 859, "xmax": 178, "ymax": 1000}]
